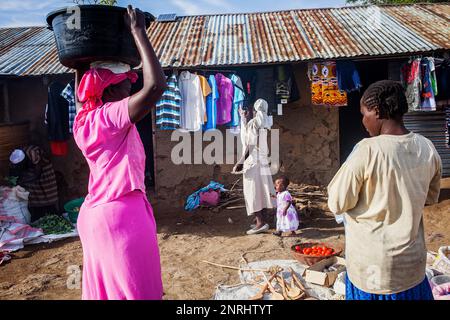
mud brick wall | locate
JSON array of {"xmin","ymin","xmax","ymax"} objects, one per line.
[
  {"xmin": 5, "ymin": 75, "xmax": 89, "ymax": 209},
  {"xmin": 154, "ymin": 63, "xmax": 340, "ymax": 205},
  {"xmin": 4, "ymin": 62, "xmax": 340, "ymax": 208}
]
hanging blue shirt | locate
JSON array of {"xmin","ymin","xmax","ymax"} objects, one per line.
[
  {"xmin": 228, "ymin": 74, "xmax": 245, "ymax": 128},
  {"xmin": 204, "ymin": 75, "xmax": 219, "ymax": 131}
]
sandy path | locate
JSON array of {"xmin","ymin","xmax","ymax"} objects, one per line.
[{"xmin": 0, "ymin": 178, "xmax": 448, "ymax": 300}]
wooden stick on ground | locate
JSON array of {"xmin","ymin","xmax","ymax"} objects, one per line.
[{"xmin": 202, "ymin": 260, "xmax": 269, "ymax": 272}]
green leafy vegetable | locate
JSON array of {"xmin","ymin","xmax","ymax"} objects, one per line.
[{"xmin": 31, "ymin": 215, "xmax": 74, "ymax": 235}]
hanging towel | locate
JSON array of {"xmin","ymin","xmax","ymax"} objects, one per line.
[
  {"xmin": 336, "ymin": 60, "xmax": 362, "ymax": 92},
  {"xmin": 184, "ymin": 181, "xmax": 227, "ymax": 212}
]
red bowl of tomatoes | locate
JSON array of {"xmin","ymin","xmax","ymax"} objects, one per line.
[{"xmin": 291, "ymin": 242, "xmax": 342, "ymax": 267}]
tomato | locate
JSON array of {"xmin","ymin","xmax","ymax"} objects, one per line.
[
  {"xmin": 295, "ymin": 245, "xmax": 301, "ymax": 252},
  {"xmin": 325, "ymin": 249, "xmax": 332, "ymax": 256},
  {"xmin": 305, "ymin": 248, "xmax": 312, "ymax": 255}
]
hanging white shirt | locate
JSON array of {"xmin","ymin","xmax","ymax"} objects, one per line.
[{"xmin": 178, "ymin": 71, "xmax": 206, "ymax": 132}]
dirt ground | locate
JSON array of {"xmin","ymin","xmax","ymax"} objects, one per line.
[{"xmin": 0, "ymin": 178, "xmax": 449, "ymax": 300}]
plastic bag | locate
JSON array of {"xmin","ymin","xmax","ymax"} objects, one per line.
[
  {"xmin": 432, "ymin": 283, "xmax": 450, "ymax": 300},
  {"xmin": 0, "ymin": 186, "xmax": 31, "ymax": 224},
  {"xmin": 199, "ymin": 190, "xmax": 220, "ymax": 207},
  {"xmin": 432, "ymin": 246, "xmax": 450, "ymax": 275}
]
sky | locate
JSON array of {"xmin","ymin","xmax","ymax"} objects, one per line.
[{"xmin": 0, "ymin": 0, "xmax": 348, "ymax": 28}]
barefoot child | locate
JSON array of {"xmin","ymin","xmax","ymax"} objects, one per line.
[{"xmin": 273, "ymin": 176, "xmax": 299, "ymax": 236}]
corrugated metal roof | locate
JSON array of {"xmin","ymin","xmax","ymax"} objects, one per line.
[{"xmin": 0, "ymin": 3, "xmax": 449, "ymax": 76}]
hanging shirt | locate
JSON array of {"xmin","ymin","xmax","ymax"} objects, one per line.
[
  {"xmin": 215, "ymin": 73, "xmax": 234, "ymax": 125},
  {"xmin": 336, "ymin": 60, "xmax": 362, "ymax": 93},
  {"xmin": 420, "ymin": 57, "xmax": 437, "ymax": 111},
  {"xmin": 46, "ymin": 82, "xmax": 70, "ymax": 141},
  {"xmin": 61, "ymin": 80, "xmax": 76, "ymax": 134},
  {"xmin": 198, "ymin": 75, "xmax": 212, "ymax": 123},
  {"xmin": 229, "ymin": 74, "xmax": 245, "ymax": 132},
  {"xmin": 156, "ymin": 74, "xmax": 182, "ymax": 130},
  {"xmin": 401, "ymin": 58, "xmax": 422, "ymax": 112},
  {"xmin": 204, "ymin": 75, "xmax": 219, "ymax": 131},
  {"xmin": 179, "ymin": 71, "xmax": 205, "ymax": 131}
]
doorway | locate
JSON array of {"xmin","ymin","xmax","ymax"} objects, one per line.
[{"xmin": 339, "ymin": 60, "xmax": 389, "ymax": 163}]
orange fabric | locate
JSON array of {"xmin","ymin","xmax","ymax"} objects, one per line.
[
  {"xmin": 198, "ymin": 75, "xmax": 212, "ymax": 122},
  {"xmin": 310, "ymin": 62, "xmax": 347, "ymax": 107}
]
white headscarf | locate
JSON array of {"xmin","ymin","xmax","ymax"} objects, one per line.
[
  {"xmin": 253, "ymin": 99, "xmax": 272, "ymax": 129},
  {"xmin": 90, "ymin": 61, "xmax": 131, "ymax": 74},
  {"xmin": 9, "ymin": 149, "xmax": 25, "ymax": 164}
]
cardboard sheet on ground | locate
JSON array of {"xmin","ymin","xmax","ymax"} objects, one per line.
[{"xmin": 213, "ymin": 260, "xmax": 343, "ymax": 300}]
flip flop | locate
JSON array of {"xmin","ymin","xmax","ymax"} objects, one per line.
[{"xmin": 246, "ymin": 224, "xmax": 269, "ymax": 235}]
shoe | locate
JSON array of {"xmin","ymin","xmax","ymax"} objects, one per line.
[
  {"xmin": 272, "ymin": 231, "xmax": 282, "ymax": 237},
  {"xmin": 250, "ymin": 224, "xmax": 256, "ymax": 229},
  {"xmin": 246, "ymin": 224, "xmax": 269, "ymax": 235}
]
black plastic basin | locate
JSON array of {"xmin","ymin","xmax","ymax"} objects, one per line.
[{"xmin": 46, "ymin": 5, "xmax": 153, "ymax": 69}]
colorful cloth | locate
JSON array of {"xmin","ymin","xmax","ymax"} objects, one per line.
[
  {"xmin": 61, "ymin": 80, "xmax": 76, "ymax": 133},
  {"xmin": 401, "ymin": 58, "xmax": 422, "ymax": 112},
  {"xmin": 229, "ymin": 74, "xmax": 244, "ymax": 128},
  {"xmin": 346, "ymin": 275, "xmax": 434, "ymax": 300},
  {"xmin": 75, "ymin": 68, "xmax": 138, "ymax": 132},
  {"xmin": 185, "ymin": 181, "xmax": 227, "ymax": 212},
  {"xmin": 336, "ymin": 60, "xmax": 362, "ymax": 92},
  {"xmin": 204, "ymin": 75, "xmax": 219, "ymax": 131},
  {"xmin": 198, "ymin": 75, "xmax": 212, "ymax": 123},
  {"xmin": 420, "ymin": 57, "xmax": 437, "ymax": 111},
  {"xmin": 156, "ymin": 74, "xmax": 182, "ymax": 130},
  {"xmin": 78, "ymin": 190, "xmax": 162, "ymax": 300},
  {"xmin": 310, "ymin": 62, "xmax": 347, "ymax": 106},
  {"xmin": 276, "ymin": 190, "xmax": 299, "ymax": 232},
  {"xmin": 73, "ymin": 97, "xmax": 146, "ymax": 208},
  {"xmin": 215, "ymin": 73, "xmax": 234, "ymax": 125}
]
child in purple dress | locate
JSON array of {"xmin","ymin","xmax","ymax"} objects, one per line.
[{"xmin": 273, "ymin": 176, "xmax": 299, "ymax": 236}]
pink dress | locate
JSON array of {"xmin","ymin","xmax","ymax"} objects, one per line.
[{"xmin": 74, "ymin": 97, "xmax": 162, "ymax": 300}]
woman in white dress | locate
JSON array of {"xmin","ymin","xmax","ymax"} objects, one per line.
[{"xmin": 233, "ymin": 99, "xmax": 275, "ymax": 235}]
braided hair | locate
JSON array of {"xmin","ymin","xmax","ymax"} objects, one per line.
[{"xmin": 361, "ymin": 80, "xmax": 408, "ymax": 120}]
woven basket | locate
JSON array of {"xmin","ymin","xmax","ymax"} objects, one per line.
[
  {"xmin": 291, "ymin": 242, "xmax": 343, "ymax": 267},
  {"xmin": 0, "ymin": 122, "xmax": 30, "ymax": 176}
]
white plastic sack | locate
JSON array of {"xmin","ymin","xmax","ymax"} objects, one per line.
[
  {"xmin": 333, "ymin": 271, "xmax": 346, "ymax": 296},
  {"xmin": 0, "ymin": 220, "xmax": 44, "ymax": 252},
  {"xmin": 214, "ymin": 260, "xmax": 339, "ymax": 300},
  {"xmin": 0, "ymin": 186, "xmax": 31, "ymax": 224},
  {"xmin": 432, "ymin": 246, "xmax": 450, "ymax": 275}
]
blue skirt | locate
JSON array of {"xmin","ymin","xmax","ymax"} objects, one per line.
[{"xmin": 346, "ymin": 274, "xmax": 434, "ymax": 300}]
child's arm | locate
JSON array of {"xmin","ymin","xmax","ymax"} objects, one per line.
[{"xmin": 282, "ymin": 201, "xmax": 291, "ymax": 216}]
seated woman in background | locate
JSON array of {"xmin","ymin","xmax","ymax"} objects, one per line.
[{"xmin": 9, "ymin": 146, "xmax": 59, "ymax": 222}]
